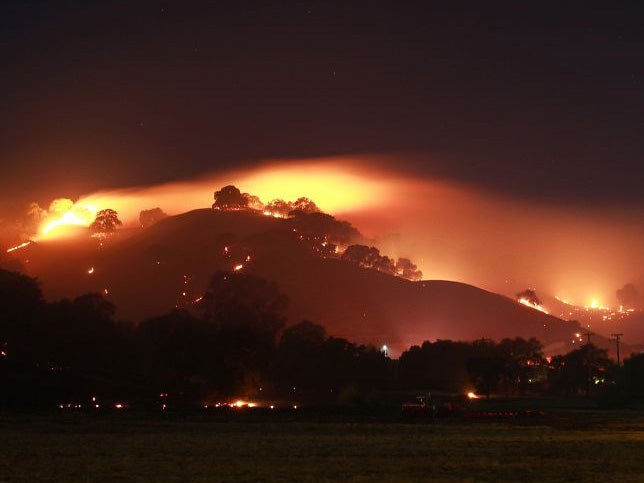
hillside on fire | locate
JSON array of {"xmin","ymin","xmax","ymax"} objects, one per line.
[{"xmin": 1, "ymin": 193, "xmax": 594, "ymax": 356}]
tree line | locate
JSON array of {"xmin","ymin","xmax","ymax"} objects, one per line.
[{"xmin": 1, "ymin": 267, "xmax": 643, "ymax": 409}]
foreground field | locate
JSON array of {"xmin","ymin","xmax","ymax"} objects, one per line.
[{"xmin": 1, "ymin": 410, "xmax": 643, "ymax": 482}]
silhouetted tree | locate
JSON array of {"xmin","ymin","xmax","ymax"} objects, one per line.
[
  {"xmin": 135, "ymin": 310, "xmax": 220, "ymax": 397},
  {"xmin": 342, "ymin": 245, "xmax": 380, "ymax": 267},
  {"xmin": 620, "ymin": 352, "xmax": 644, "ymax": 401},
  {"xmin": 548, "ymin": 344, "xmax": 613, "ymax": 396},
  {"xmin": 90, "ymin": 209, "xmax": 122, "ymax": 234},
  {"xmin": 288, "ymin": 212, "xmax": 360, "ymax": 245},
  {"xmin": 0, "ymin": 269, "xmax": 44, "ymax": 361},
  {"xmin": 342, "ymin": 245, "xmax": 396, "ymax": 275},
  {"xmin": 396, "ymin": 257, "xmax": 423, "ymax": 281},
  {"xmin": 197, "ymin": 271, "xmax": 288, "ymax": 392},
  {"xmin": 399, "ymin": 340, "xmax": 473, "ymax": 391},
  {"xmin": 212, "ymin": 185, "xmax": 248, "ymax": 210},
  {"xmin": 39, "ymin": 294, "xmax": 123, "ymax": 375},
  {"xmin": 497, "ymin": 337, "xmax": 545, "ymax": 394},
  {"xmin": 466, "ymin": 339, "xmax": 505, "ymax": 398},
  {"xmin": 272, "ymin": 320, "xmax": 327, "ymax": 393},
  {"xmin": 516, "ymin": 288, "xmax": 542, "ymax": 306},
  {"xmin": 265, "ymin": 199, "xmax": 292, "ymax": 217},
  {"xmin": 139, "ymin": 208, "xmax": 167, "ymax": 228},
  {"xmin": 288, "ymin": 197, "xmax": 320, "ymax": 216},
  {"xmin": 245, "ymin": 194, "xmax": 264, "ymax": 211}
]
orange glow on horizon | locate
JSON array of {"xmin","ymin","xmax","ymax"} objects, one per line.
[
  {"xmin": 15, "ymin": 155, "xmax": 643, "ymax": 308},
  {"xmin": 32, "ymin": 157, "xmax": 395, "ymax": 241}
]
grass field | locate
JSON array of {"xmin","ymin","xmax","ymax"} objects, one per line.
[{"xmin": 1, "ymin": 409, "xmax": 644, "ymax": 482}]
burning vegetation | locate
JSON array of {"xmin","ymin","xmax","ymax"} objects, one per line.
[
  {"xmin": 516, "ymin": 289, "xmax": 549, "ymax": 314},
  {"xmin": 4, "ymin": 183, "xmax": 422, "ymax": 282}
]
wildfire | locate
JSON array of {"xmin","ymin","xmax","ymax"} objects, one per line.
[
  {"xmin": 585, "ymin": 299, "xmax": 610, "ymax": 311},
  {"xmin": 230, "ymin": 399, "xmax": 257, "ymax": 408},
  {"xmin": 87, "ymin": 267, "xmax": 95, "ymax": 274},
  {"xmin": 38, "ymin": 201, "xmax": 98, "ymax": 239},
  {"xmin": 6, "ymin": 241, "xmax": 31, "ymax": 253},
  {"xmin": 204, "ymin": 399, "xmax": 259, "ymax": 409},
  {"xmin": 233, "ymin": 264, "xmax": 243, "ymax": 271},
  {"xmin": 467, "ymin": 391, "xmax": 479, "ymax": 399},
  {"xmin": 518, "ymin": 298, "xmax": 549, "ymax": 314}
]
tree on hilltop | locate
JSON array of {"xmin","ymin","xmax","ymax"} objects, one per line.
[
  {"xmin": 90, "ymin": 209, "xmax": 122, "ymax": 234},
  {"xmin": 212, "ymin": 185, "xmax": 249, "ymax": 210},
  {"xmin": 396, "ymin": 258, "xmax": 423, "ymax": 281},
  {"xmin": 139, "ymin": 208, "xmax": 167, "ymax": 228}
]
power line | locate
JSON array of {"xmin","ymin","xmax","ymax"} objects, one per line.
[{"xmin": 611, "ymin": 333, "xmax": 624, "ymax": 367}]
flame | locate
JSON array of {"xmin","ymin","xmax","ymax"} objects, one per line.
[
  {"xmin": 518, "ymin": 298, "xmax": 549, "ymax": 314},
  {"xmin": 16, "ymin": 155, "xmax": 642, "ymax": 310},
  {"xmin": 36, "ymin": 200, "xmax": 99, "ymax": 240},
  {"xmin": 467, "ymin": 391, "xmax": 479, "ymax": 399},
  {"xmin": 233, "ymin": 264, "xmax": 243, "ymax": 271},
  {"xmin": 6, "ymin": 241, "xmax": 31, "ymax": 253},
  {"xmin": 30, "ymin": 157, "xmax": 392, "ymax": 242},
  {"xmin": 229, "ymin": 399, "xmax": 257, "ymax": 408},
  {"xmin": 584, "ymin": 299, "xmax": 611, "ymax": 311}
]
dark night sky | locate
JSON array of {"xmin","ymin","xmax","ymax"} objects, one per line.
[{"xmin": 2, "ymin": 1, "xmax": 644, "ymax": 210}]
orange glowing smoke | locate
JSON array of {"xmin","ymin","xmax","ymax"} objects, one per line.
[
  {"xmin": 25, "ymin": 198, "xmax": 99, "ymax": 240},
  {"xmin": 32, "ymin": 157, "xmax": 392, "ymax": 240},
  {"xmin": 20, "ymin": 155, "xmax": 644, "ymax": 308}
]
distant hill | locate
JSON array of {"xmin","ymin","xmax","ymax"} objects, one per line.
[{"xmin": 2, "ymin": 209, "xmax": 606, "ymax": 355}]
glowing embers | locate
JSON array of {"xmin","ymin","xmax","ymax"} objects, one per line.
[
  {"xmin": 262, "ymin": 210, "xmax": 286, "ymax": 218},
  {"xmin": 518, "ymin": 298, "xmax": 549, "ymax": 314},
  {"xmin": 206, "ymin": 399, "xmax": 258, "ymax": 409}
]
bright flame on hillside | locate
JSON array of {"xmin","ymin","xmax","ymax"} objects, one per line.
[
  {"xmin": 6, "ymin": 241, "xmax": 31, "ymax": 253},
  {"xmin": 585, "ymin": 299, "xmax": 610, "ymax": 311},
  {"xmin": 33, "ymin": 199, "xmax": 99, "ymax": 240},
  {"xmin": 30, "ymin": 158, "xmax": 393, "ymax": 242},
  {"xmin": 518, "ymin": 298, "xmax": 549, "ymax": 314},
  {"xmin": 43, "ymin": 211, "xmax": 86, "ymax": 234},
  {"xmin": 11, "ymin": 155, "xmax": 643, "ymax": 309}
]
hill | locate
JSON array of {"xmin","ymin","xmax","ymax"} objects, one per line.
[{"xmin": 3, "ymin": 209, "xmax": 593, "ymax": 355}]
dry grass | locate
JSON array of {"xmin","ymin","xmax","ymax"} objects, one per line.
[{"xmin": 1, "ymin": 410, "xmax": 643, "ymax": 482}]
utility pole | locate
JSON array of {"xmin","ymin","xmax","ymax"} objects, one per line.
[
  {"xmin": 611, "ymin": 333, "xmax": 624, "ymax": 367},
  {"xmin": 583, "ymin": 330, "xmax": 594, "ymax": 345}
]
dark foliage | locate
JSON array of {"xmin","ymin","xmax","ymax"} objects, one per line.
[
  {"xmin": 548, "ymin": 344, "xmax": 614, "ymax": 396},
  {"xmin": 139, "ymin": 207, "xmax": 168, "ymax": 228},
  {"xmin": 90, "ymin": 209, "xmax": 122, "ymax": 234},
  {"xmin": 0, "ymin": 268, "xmax": 640, "ymax": 409},
  {"xmin": 212, "ymin": 185, "xmax": 249, "ymax": 210}
]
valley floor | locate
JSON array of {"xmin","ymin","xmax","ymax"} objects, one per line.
[{"xmin": 1, "ymin": 409, "xmax": 643, "ymax": 482}]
